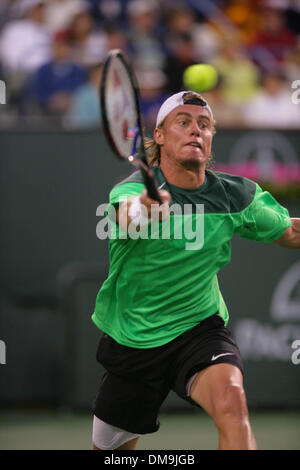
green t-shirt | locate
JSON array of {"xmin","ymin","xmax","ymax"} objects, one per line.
[{"xmin": 92, "ymin": 167, "xmax": 291, "ymax": 348}]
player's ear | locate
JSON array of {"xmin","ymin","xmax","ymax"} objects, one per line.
[{"xmin": 154, "ymin": 127, "xmax": 164, "ymax": 145}]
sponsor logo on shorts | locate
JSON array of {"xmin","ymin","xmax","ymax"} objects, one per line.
[{"xmin": 211, "ymin": 352, "xmax": 234, "ymax": 361}]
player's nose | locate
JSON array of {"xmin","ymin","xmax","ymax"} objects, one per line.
[{"xmin": 190, "ymin": 120, "xmax": 201, "ymax": 136}]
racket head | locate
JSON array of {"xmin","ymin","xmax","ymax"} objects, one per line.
[{"xmin": 100, "ymin": 49, "xmax": 145, "ymax": 162}]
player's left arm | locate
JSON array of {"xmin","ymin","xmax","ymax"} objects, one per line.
[{"xmin": 273, "ymin": 218, "xmax": 300, "ymax": 249}]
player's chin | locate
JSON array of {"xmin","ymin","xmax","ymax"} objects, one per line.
[{"xmin": 179, "ymin": 151, "xmax": 207, "ymax": 169}]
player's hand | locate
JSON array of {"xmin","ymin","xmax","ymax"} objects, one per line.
[
  {"xmin": 117, "ymin": 189, "xmax": 171, "ymax": 230},
  {"xmin": 140, "ymin": 189, "xmax": 170, "ymax": 221}
]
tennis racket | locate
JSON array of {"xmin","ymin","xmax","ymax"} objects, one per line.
[{"xmin": 100, "ymin": 49, "xmax": 162, "ymax": 203}]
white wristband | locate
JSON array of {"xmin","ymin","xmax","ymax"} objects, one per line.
[{"xmin": 128, "ymin": 196, "xmax": 149, "ymax": 228}]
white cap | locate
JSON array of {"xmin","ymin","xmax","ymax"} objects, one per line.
[{"xmin": 155, "ymin": 91, "xmax": 213, "ymax": 128}]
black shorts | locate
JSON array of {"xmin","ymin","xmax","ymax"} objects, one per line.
[{"xmin": 92, "ymin": 314, "xmax": 243, "ymax": 435}]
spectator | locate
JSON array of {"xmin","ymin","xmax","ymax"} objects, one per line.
[
  {"xmin": 249, "ymin": 6, "xmax": 297, "ymax": 68},
  {"xmin": 0, "ymin": 0, "xmax": 22, "ymax": 29},
  {"xmin": 135, "ymin": 68, "xmax": 168, "ymax": 129},
  {"xmin": 0, "ymin": 0, "xmax": 298, "ymax": 128},
  {"xmin": 283, "ymin": 41, "xmax": 300, "ymax": 84},
  {"xmin": 67, "ymin": 5, "xmax": 108, "ymax": 67},
  {"xmin": 85, "ymin": 0, "xmax": 126, "ymax": 27},
  {"xmin": 192, "ymin": 21, "xmax": 223, "ymax": 63},
  {"xmin": 67, "ymin": 63, "xmax": 102, "ymax": 128},
  {"xmin": 241, "ymin": 70, "xmax": 300, "ymax": 129},
  {"xmin": 164, "ymin": 4, "xmax": 197, "ymax": 39},
  {"xmin": 0, "ymin": 0, "xmax": 51, "ymax": 73},
  {"xmin": 285, "ymin": 0, "xmax": 300, "ymax": 35},
  {"xmin": 223, "ymin": 0, "xmax": 261, "ymax": 44},
  {"xmin": 31, "ymin": 31, "xmax": 87, "ymax": 116},
  {"xmin": 45, "ymin": 0, "xmax": 91, "ymax": 33},
  {"xmin": 104, "ymin": 25, "xmax": 128, "ymax": 53},
  {"xmin": 213, "ymin": 38, "xmax": 260, "ymax": 107},
  {"xmin": 164, "ymin": 32, "xmax": 197, "ymax": 94},
  {"xmin": 0, "ymin": 0, "xmax": 51, "ymax": 101},
  {"xmin": 165, "ymin": 4, "xmax": 221, "ymax": 63},
  {"xmin": 202, "ymin": 79, "xmax": 245, "ymax": 128},
  {"xmin": 126, "ymin": 0, "xmax": 166, "ymax": 70}
]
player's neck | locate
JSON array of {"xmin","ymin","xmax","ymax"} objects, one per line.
[{"xmin": 160, "ymin": 158, "xmax": 206, "ymax": 189}]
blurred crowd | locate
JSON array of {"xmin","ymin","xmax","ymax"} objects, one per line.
[{"xmin": 0, "ymin": 0, "xmax": 299, "ymax": 129}]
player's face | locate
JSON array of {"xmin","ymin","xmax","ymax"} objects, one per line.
[{"xmin": 154, "ymin": 105, "xmax": 214, "ymax": 169}]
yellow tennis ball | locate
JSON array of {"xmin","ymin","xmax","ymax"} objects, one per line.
[{"xmin": 183, "ymin": 64, "xmax": 218, "ymax": 93}]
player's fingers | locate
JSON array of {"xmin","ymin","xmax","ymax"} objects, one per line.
[
  {"xmin": 140, "ymin": 189, "xmax": 170, "ymax": 207},
  {"xmin": 139, "ymin": 189, "xmax": 170, "ymax": 221},
  {"xmin": 139, "ymin": 189, "xmax": 152, "ymax": 213},
  {"xmin": 156, "ymin": 190, "xmax": 170, "ymax": 221},
  {"xmin": 158, "ymin": 189, "xmax": 171, "ymax": 205},
  {"xmin": 140, "ymin": 189, "xmax": 159, "ymax": 207}
]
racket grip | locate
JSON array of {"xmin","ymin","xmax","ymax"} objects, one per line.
[{"xmin": 142, "ymin": 167, "xmax": 162, "ymax": 204}]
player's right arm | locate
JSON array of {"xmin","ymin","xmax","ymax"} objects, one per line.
[{"xmin": 116, "ymin": 189, "xmax": 170, "ymax": 231}]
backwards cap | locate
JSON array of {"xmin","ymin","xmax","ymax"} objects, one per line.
[{"xmin": 156, "ymin": 91, "xmax": 213, "ymax": 128}]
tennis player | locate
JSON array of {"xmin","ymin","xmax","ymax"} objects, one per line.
[{"xmin": 91, "ymin": 91, "xmax": 300, "ymax": 450}]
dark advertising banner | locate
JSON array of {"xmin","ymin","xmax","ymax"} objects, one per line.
[
  {"xmin": 213, "ymin": 129, "xmax": 300, "ymax": 187},
  {"xmin": 219, "ymin": 234, "xmax": 300, "ymax": 407}
]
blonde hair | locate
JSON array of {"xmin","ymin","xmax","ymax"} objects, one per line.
[
  {"xmin": 145, "ymin": 125, "xmax": 163, "ymax": 166},
  {"xmin": 145, "ymin": 91, "xmax": 216, "ymax": 167}
]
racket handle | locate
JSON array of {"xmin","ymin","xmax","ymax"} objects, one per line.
[{"xmin": 141, "ymin": 167, "xmax": 162, "ymax": 204}]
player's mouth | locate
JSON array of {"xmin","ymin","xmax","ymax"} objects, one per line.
[{"xmin": 185, "ymin": 142, "xmax": 202, "ymax": 150}]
